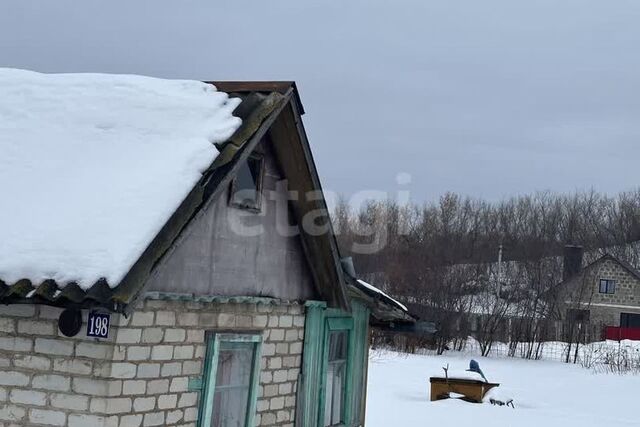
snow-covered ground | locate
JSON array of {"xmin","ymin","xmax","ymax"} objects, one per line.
[{"xmin": 367, "ymin": 350, "xmax": 638, "ymax": 427}]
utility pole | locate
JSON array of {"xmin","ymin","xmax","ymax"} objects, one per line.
[{"xmin": 497, "ymin": 244, "xmax": 503, "ymax": 298}]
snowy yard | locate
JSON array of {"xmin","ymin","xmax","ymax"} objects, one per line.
[{"xmin": 366, "ymin": 350, "xmax": 638, "ymax": 427}]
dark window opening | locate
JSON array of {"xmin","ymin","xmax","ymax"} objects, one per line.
[
  {"xmin": 599, "ymin": 279, "xmax": 616, "ymax": 294},
  {"xmin": 567, "ymin": 308, "xmax": 590, "ymax": 323},
  {"xmin": 620, "ymin": 313, "xmax": 640, "ymax": 328},
  {"xmin": 229, "ymin": 155, "xmax": 264, "ymax": 211}
]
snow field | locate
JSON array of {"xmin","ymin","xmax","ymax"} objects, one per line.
[{"xmin": 367, "ymin": 349, "xmax": 638, "ymax": 427}]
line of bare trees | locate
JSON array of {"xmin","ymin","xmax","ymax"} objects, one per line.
[{"xmin": 334, "ymin": 189, "xmax": 640, "ymax": 359}]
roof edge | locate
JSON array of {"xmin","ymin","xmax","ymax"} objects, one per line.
[{"xmin": 208, "ymin": 81, "xmax": 305, "ymax": 115}]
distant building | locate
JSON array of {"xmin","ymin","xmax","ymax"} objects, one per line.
[{"xmin": 558, "ymin": 251, "xmax": 640, "ymax": 329}]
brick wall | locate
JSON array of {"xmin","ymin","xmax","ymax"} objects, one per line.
[
  {"xmin": 561, "ymin": 258, "xmax": 640, "ymax": 326},
  {"xmin": 0, "ymin": 298, "xmax": 306, "ymax": 427},
  {"xmin": 589, "ymin": 258, "xmax": 640, "ymax": 308}
]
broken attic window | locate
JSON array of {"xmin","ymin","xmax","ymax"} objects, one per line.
[{"xmin": 230, "ymin": 154, "xmax": 264, "ymax": 211}]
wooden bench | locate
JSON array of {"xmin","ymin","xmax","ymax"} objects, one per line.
[{"xmin": 429, "ymin": 377, "xmax": 500, "ymax": 403}]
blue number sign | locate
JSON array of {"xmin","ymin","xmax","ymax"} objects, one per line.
[{"xmin": 87, "ymin": 311, "xmax": 111, "ymax": 338}]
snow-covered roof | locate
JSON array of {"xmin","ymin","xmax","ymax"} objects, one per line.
[
  {"xmin": 0, "ymin": 68, "xmax": 242, "ymax": 290},
  {"xmin": 356, "ymin": 279, "xmax": 408, "ymax": 312}
]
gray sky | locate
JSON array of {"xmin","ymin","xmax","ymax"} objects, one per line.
[{"xmin": 2, "ymin": 0, "xmax": 640, "ymax": 204}]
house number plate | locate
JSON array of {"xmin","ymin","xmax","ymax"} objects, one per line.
[{"xmin": 87, "ymin": 311, "xmax": 111, "ymax": 338}]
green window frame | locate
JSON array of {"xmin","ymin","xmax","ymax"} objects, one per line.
[
  {"xmin": 300, "ymin": 301, "xmax": 371, "ymax": 427},
  {"xmin": 198, "ymin": 333, "xmax": 262, "ymax": 427},
  {"xmin": 319, "ymin": 315, "xmax": 354, "ymax": 427}
]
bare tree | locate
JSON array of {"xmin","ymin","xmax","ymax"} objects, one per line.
[{"xmin": 333, "ymin": 188, "xmax": 640, "ymax": 356}]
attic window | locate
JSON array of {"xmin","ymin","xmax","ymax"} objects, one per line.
[
  {"xmin": 229, "ymin": 154, "xmax": 264, "ymax": 211},
  {"xmin": 599, "ymin": 279, "xmax": 616, "ymax": 294}
]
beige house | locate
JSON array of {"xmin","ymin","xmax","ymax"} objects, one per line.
[
  {"xmin": 559, "ymin": 254, "xmax": 640, "ymax": 328},
  {"xmin": 0, "ymin": 70, "xmax": 413, "ymax": 427}
]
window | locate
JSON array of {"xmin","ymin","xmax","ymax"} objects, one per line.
[
  {"xmin": 301, "ymin": 304, "xmax": 370, "ymax": 427},
  {"xmin": 319, "ymin": 316, "xmax": 353, "ymax": 427},
  {"xmin": 599, "ymin": 279, "xmax": 616, "ymax": 294},
  {"xmin": 229, "ymin": 155, "xmax": 264, "ymax": 211},
  {"xmin": 567, "ymin": 308, "xmax": 590, "ymax": 323},
  {"xmin": 620, "ymin": 313, "xmax": 640, "ymax": 328},
  {"xmin": 324, "ymin": 331, "xmax": 348, "ymax": 426},
  {"xmin": 199, "ymin": 334, "xmax": 261, "ymax": 427}
]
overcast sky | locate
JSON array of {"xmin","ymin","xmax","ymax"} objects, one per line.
[{"xmin": 2, "ymin": 0, "xmax": 639, "ymax": 205}]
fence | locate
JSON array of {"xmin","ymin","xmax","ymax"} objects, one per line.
[
  {"xmin": 604, "ymin": 327, "xmax": 640, "ymax": 341},
  {"xmin": 371, "ymin": 313, "xmax": 610, "ymax": 360}
]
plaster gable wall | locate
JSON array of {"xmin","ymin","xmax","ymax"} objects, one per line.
[{"xmin": 146, "ymin": 138, "xmax": 317, "ymax": 301}]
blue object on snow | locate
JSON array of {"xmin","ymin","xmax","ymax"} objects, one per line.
[{"xmin": 468, "ymin": 359, "xmax": 488, "ymax": 382}]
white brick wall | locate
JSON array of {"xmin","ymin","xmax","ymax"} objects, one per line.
[{"xmin": 0, "ymin": 298, "xmax": 306, "ymax": 427}]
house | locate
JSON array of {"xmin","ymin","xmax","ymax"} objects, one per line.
[
  {"xmin": 0, "ymin": 69, "xmax": 412, "ymax": 427},
  {"xmin": 558, "ymin": 248, "xmax": 640, "ymax": 334}
]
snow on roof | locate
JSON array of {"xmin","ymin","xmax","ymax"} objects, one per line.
[
  {"xmin": 356, "ymin": 279, "xmax": 408, "ymax": 312},
  {"xmin": 0, "ymin": 68, "xmax": 242, "ymax": 289}
]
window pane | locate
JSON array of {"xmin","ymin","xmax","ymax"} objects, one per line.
[
  {"xmin": 212, "ymin": 387, "xmax": 249, "ymax": 427},
  {"xmin": 331, "ymin": 362, "xmax": 346, "ymax": 424},
  {"xmin": 328, "ymin": 331, "xmax": 347, "ymax": 361},
  {"xmin": 600, "ymin": 279, "xmax": 616, "ymax": 294},
  {"xmin": 230, "ymin": 156, "xmax": 262, "ymax": 209},
  {"xmin": 324, "ymin": 331, "xmax": 348, "ymax": 426},
  {"xmin": 211, "ymin": 341, "xmax": 255, "ymax": 427},
  {"xmin": 599, "ymin": 280, "xmax": 606, "ymax": 293},
  {"xmin": 621, "ymin": 312, "xmax": 640, "ymax": 328},
  {"xmin": 323, "ymin": 364, "xmax": 335, "ymax": 425},
  {"xmin": 216, "ymin": 342, "xmax": 253, "ymax": 387},
  {"xmin": 324, "ymin": 362, "xmax": 346, "ymax": 426}
]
